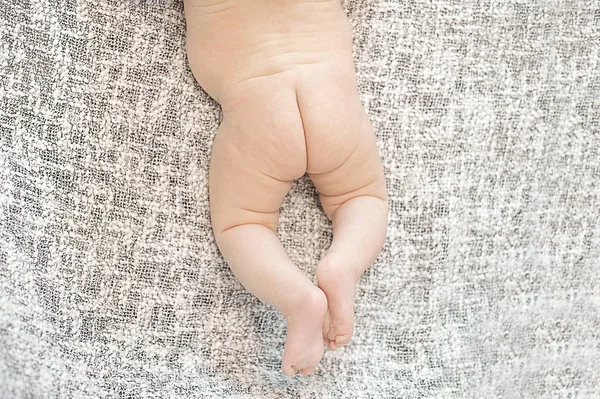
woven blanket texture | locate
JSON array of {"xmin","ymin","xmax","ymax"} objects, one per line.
[{"xmin": 1, "ymin": 0, "xmax": 599, "ymax": 397}]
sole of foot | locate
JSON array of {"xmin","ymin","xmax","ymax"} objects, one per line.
[{"xmin": 281, "ymin": 286, "xmax": 328, "ymax": 376}]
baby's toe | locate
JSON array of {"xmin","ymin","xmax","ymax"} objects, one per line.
[
  {"xmin": 300, "ymin": 367, "xmax": 317, "ymax": 376},
  {"xmin": 335, "ymin": 333, "xmax": 351, "ymax": 347},
  {"xmin": 282, "ymin": 364, "xmax": 297, "ymax": 376}
]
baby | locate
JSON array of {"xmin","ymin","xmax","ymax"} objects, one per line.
[{"xmin": 184, "ymin": 0, "xmax": 388, "ymax": 376}]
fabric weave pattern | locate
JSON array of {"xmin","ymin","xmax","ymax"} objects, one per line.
[{"xmin": 0, "ymin": 0, "xmax": 599, "ymax": 397}]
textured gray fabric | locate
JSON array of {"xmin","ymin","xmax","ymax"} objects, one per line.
[{"xmin": 1, "ymin": 0, "xmax": 599, "ymax": 397}]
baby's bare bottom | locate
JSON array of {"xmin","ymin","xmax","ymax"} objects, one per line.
[{"xmin": 210, "ymin": 68, "xmax": 388, "ymax": 375}]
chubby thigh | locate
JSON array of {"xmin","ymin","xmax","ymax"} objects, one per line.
[{"xmin": 209, "ymin": 78, "xmax": 307, "ymax": 234}]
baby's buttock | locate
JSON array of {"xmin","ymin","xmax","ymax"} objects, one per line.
[{"xmin": 222, "ymin": 62, "xmax": 364, "ymax": 184}]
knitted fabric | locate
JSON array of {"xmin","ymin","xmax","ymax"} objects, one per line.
[{"xmin": 1, "ymin": 0, "xmax": 599, "ymax": 397}]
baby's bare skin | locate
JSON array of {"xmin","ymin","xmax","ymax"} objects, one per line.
[{"xmin": 184, "ymin": 0, "xmax": 388, "ymax": 376}]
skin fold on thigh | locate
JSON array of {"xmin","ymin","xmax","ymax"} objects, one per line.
[{"xmin": 209, "ymin": 76, "xmax": 308, "ymax": 234}]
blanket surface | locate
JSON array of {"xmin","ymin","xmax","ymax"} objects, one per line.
[{"xmin": 1, "ymin": 0, "xmax": 599, "ymax": 397}]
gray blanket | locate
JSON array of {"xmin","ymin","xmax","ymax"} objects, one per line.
[{"xmin": 1, "ymin": 0, "xmax": 599, "ymax": 397}]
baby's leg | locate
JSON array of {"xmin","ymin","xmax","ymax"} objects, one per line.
[
  {"xmin": 299, "ymin": 73, "xmax": 388, "ymax": 351},
  {"xmin": 210, "ymin": 94, "xmax": 326, "ymax": 376}
]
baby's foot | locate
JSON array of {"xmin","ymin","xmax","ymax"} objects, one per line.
[
  {"xmin": 281, "ymin": 286, "xmax": 328, "ymax": 376},
  {"xmin": 316, "ymin": 254, "xmax": 359, "ymax": 351}
]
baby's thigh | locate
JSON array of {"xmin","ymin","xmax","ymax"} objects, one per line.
[
  {"xmin": 209, "ymin": 152, "xmax": 293, "ymax": 232},
  {"xmin": 210, "ymin": 84, "xmax": 309, "ymax": 232}
]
